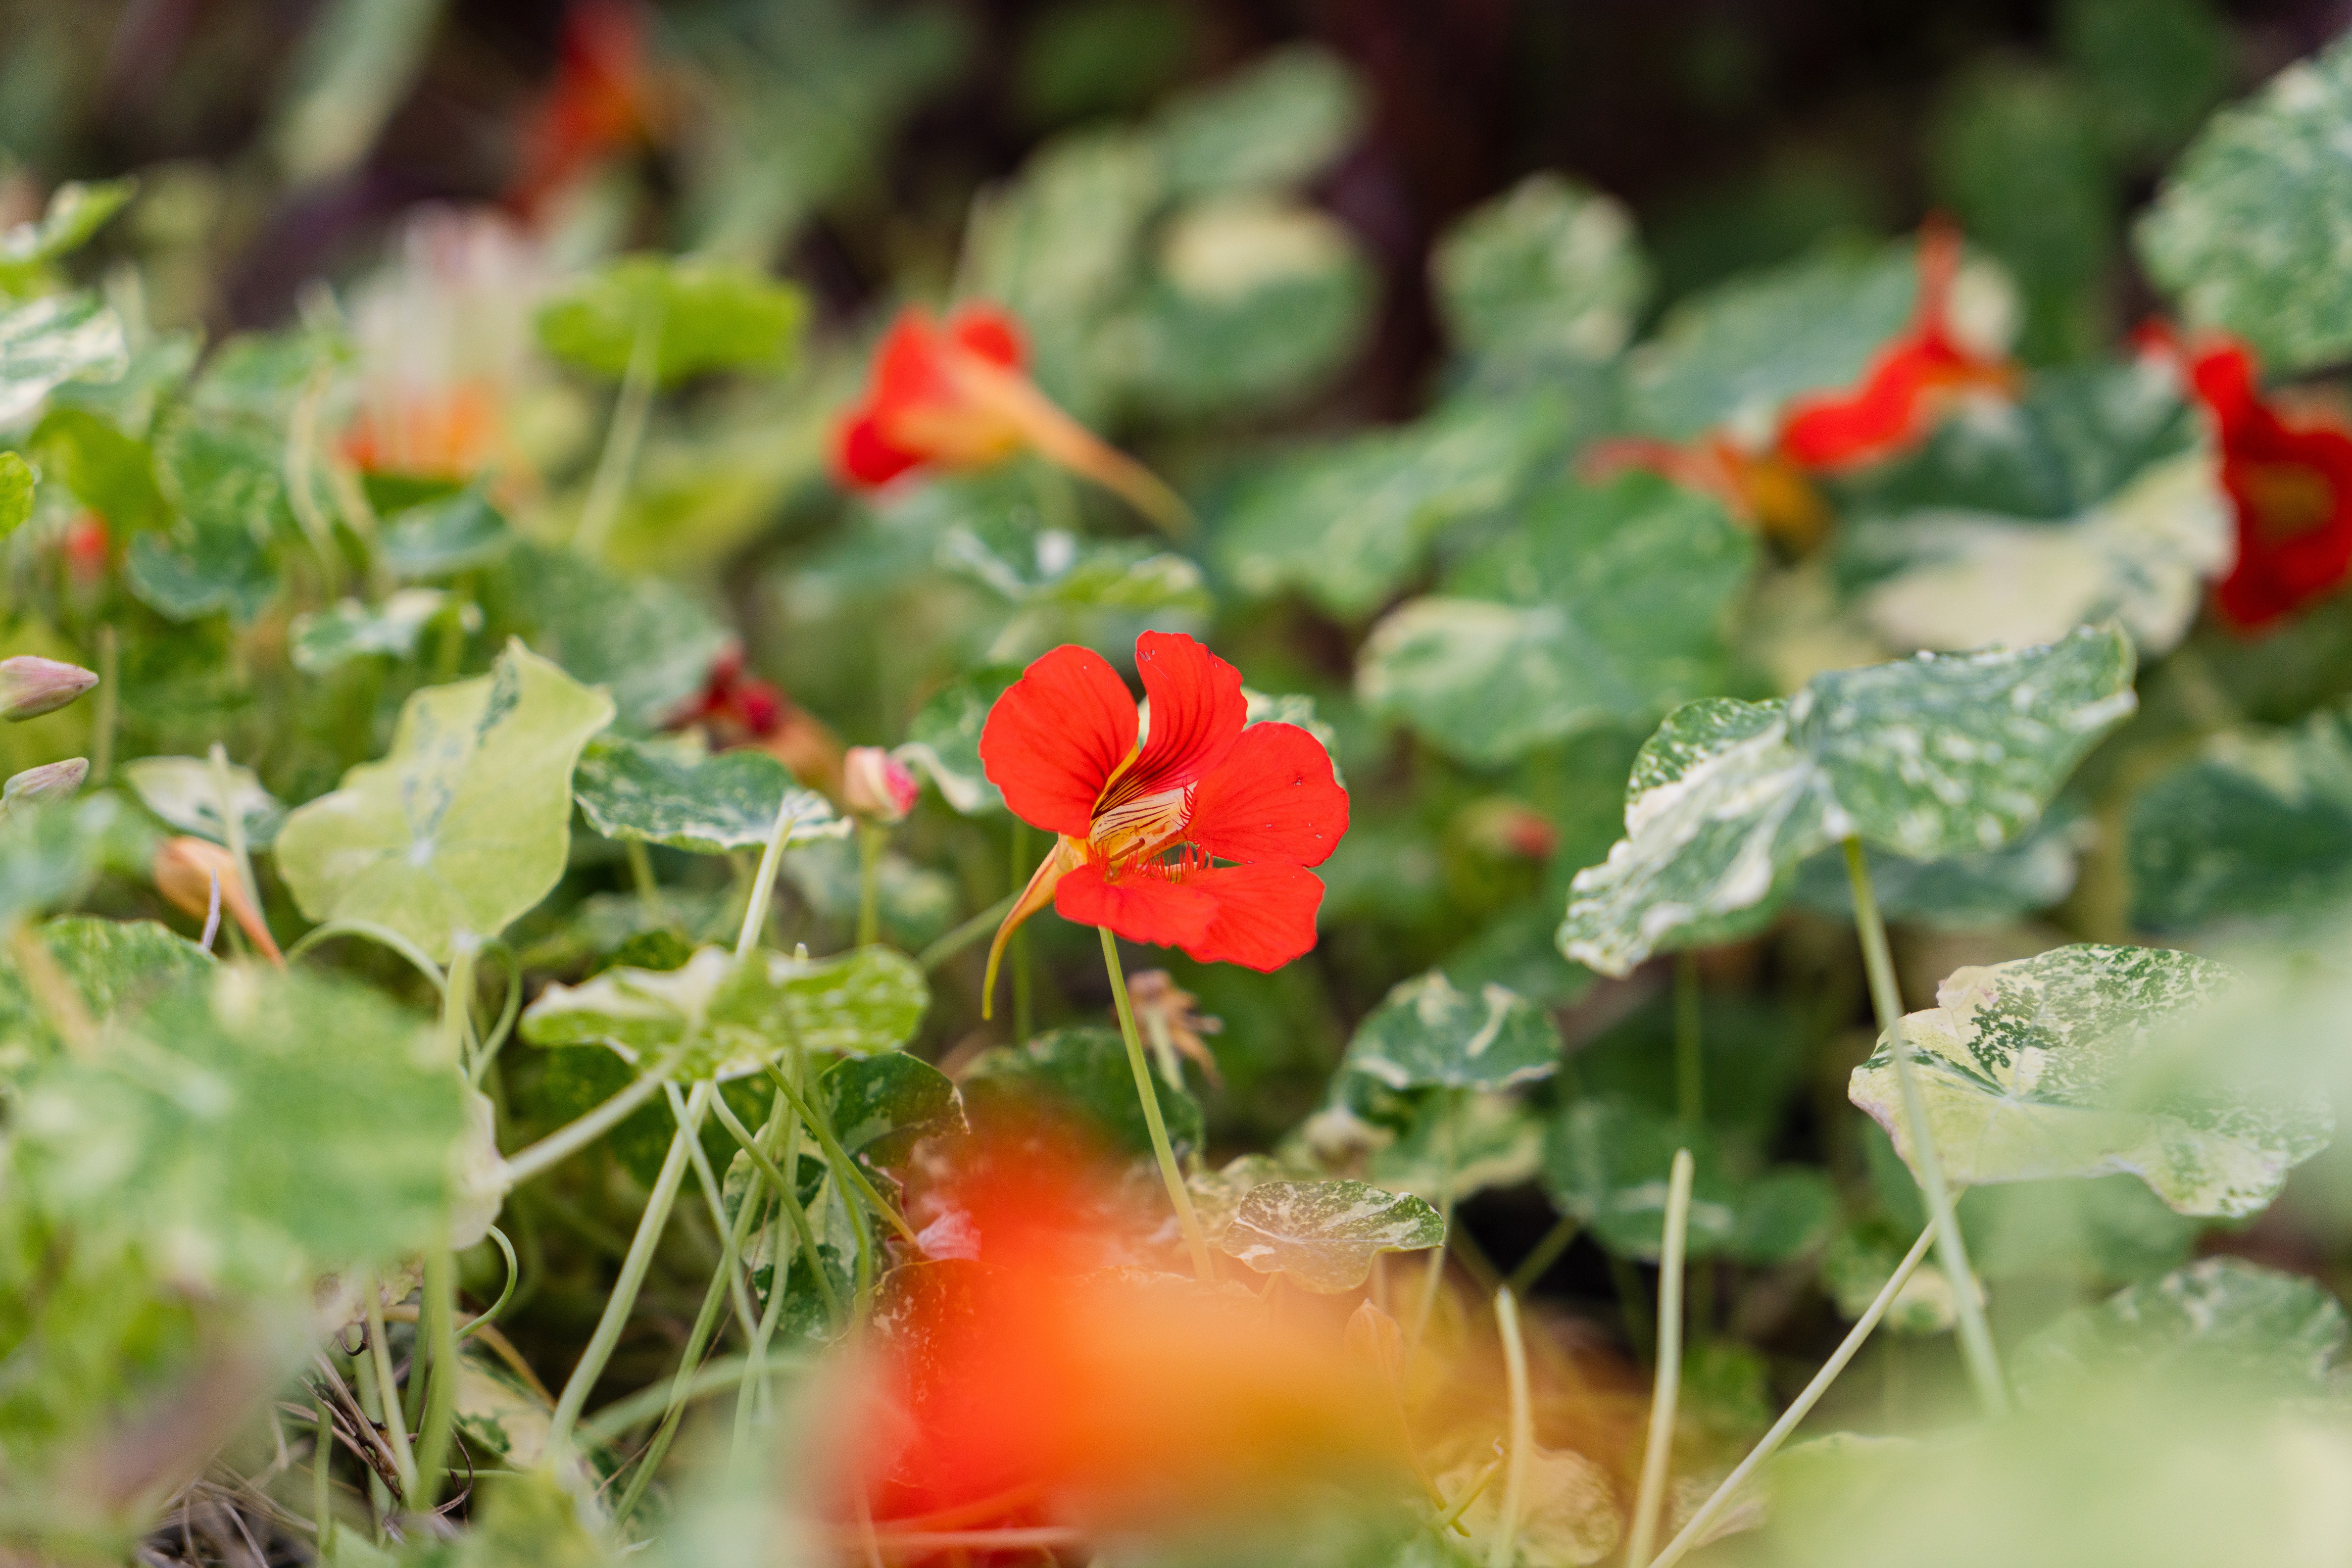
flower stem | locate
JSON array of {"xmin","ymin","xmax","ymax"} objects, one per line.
[
  {"xmin": 1645, "ymin": 1221, "xmax": 1938, "ymax": 1568},
  {"xmin": 761, "ymin": 1061, "xmax": 922, "ymax": 1249},
  {"xmin": 1099, "ymin": 926, "xmax": 1214, "ymax": 1281},
  {"xmin": 856, "ymin": 823, "xmax": 885, "ymax": 947},
  {"xmin": 1485, "ymin": 1288, "xmax": 1533, "ymax": 1568},
  {"xmin": 626, "ymin": 839, "xmax": 665, "ymax": 922},
  {"xmin": 1503, "ymin": 1212, "xmax": 1580, "ymax": 1299},
  {"xmin": 1626, "ymin": 1148, "xmax": 1695, "ymax": 1568},
  {"xmin": 917, "ymin": 891, "xmax": 1018, "ymax": 973},
  {"xmin": 547, "ymin": 1080, "xmax": 711, "ymax": 1456},
  {"xmin": 501, "ymin": 1067, "xmax": 671, "ymax": 1187},
  {"xmin": 738, "ymin": 797, "xmax": 802, "ymax": 959},
  {"xmin": 1841, "ymin": 836, "xmax": 2008, "ymax": 1418},
  {"xmin": 574, "ymin": 308, "xmax": 663, "ymax": 559},
  {"xmin": 311, "ymin": 1389, "xmax": 336, "ymax": 1551},
  {"xmin": 360, "ymin": 1281, "xmax": 417, "ymax": 1502},
  {"xmin": 409, "ymin": 1247, "xmax": 459, "ymax": 1511}
]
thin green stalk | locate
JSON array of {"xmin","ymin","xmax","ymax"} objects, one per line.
[
  {"xmin": 668, "ymin": 1081, "xmax": 759, "ymax": 1339},
  {"xmin": 208, "ymin": 742, "xmax": 263, "ymax": 927},
  {"xmin": 1503, "ymin": 1212, "xmax": 1580, "ymax": 1298},
  {"xmin": 1011, "ymin": 823, "xmax": 1034, "ymax": 1042},
  {"xmin": 90, "ymin": 625, "xmax": 117, "ymax": 785},
  {"xmin": 626, "ymin": 839, "xmax": 666, "ymax": 922},
  {"xmin": 917, "ymin": 891, "xmax": 1018, "ymax": 973},
  {"xmin": 548, "ymin": 1080, "xmax": 712, "ymax": 1455},
  {"xmin": 1409, "ymin": 1093, "xmax": 1461, "ymax": 1362},
  {"xmin": 1674, "ymin": 951, "xmax": 1703, "ymax": 1128},
  {"xmin": 348, "ymin": 1342, "xmax": 394, "ymax": 1534},
  {"xmin": 762, "ymin": 1062, "xmax": 922, "ymax": 1249},
  {"xmin": 410, "ymin": 1248, "xmax": 458, "ymax": 1511},
  {"xmin": 574, "ymin": 309, "xmax": 663, "ymax": 559},
  {"xmin": 361, "ymin": 1282, "xmax": 417, "ymax": 1503},
  {"xmin": 713, "ymin": 1087, "xmax": 841, "ymax": 1331},
  {"xmin": 856, "ymin": 823, "xmax": 885, "ymax": 947},
  {"xmin": 1099, "ymin": 927, "xmax": 1213, "ymax": 1281},
  {"xmin": 456, "ymin": 1226, "xmax": 519, "ymax": 1344},
  {"xmin": 502, "ymin": 1068, "xmax": 671, "ymax": 1187},
  {"xmin": 738, "ymin": 798, "xmax": 802, "ymax": 959},
  {"xmin": 582, "ymin": 1351, "xmax": 811, "ymax": 1445},
  {"xmin": 1626, "ymin": 1148, "xmax": 1695, "ymax": 1568},
  {"xmin": 1842, "ymin": 837, "xmax": 2008, "ymax": 1418},
  {"xmin": 1646, "ymin": 1222, "xmax": 1938, "ymax": 1568},
  {"xmin": 735, "ymin": 1055, "xmax": 812, "ymax": 1461},
  {"xmin": 1434, "ymin": 1457, "xmax": 1500, "ymax": 1533},
  {"xmin": 311, "ymin": 1390, "xmax": 335, "ymax": 1550},
  {"xmin": 1485, "ymin": 1288, "xmax": 1533, "ymax": 1568}
]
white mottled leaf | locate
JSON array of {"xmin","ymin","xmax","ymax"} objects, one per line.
[
  {"xmin": 1214, "ymin": 1177, "xmax": 1445, "ymax": 1293},
  {"xmin": 1434, "ymin": 172, "xmax": 1650, "ymax": 366},
  {"xmin": 1342, "ymin": 970, "xmax": 1561, "ymax": 1091},
  {"xmin": 574, "ymin": 733, "xmax": 843, "ymax": 854},
  {"xmin": 1848, "ymin": 944, "xmax": 2331, "ymax": 1217},
  {"xmin": 123, "ymin": 755, "xmax": 286, "ymax": 850},
  {"xmin": 288, "ymin": 588, "xmax": 451, "ymax": 673},
  {"xmin": 0, "ymin": 293, "xmax": 127, "ymax": 427},
  {"xmin": 2015, "ymin": 1257, "xmax": 2346, "ymax": 1396}
]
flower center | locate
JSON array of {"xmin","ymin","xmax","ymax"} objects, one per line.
[{"xmin": 1089, "ymin": 784, "xmax": 1191, "ymax": 865}]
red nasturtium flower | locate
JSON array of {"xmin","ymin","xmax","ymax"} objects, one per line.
[
  {"xmin": 831, "ymin": 304, "xmax": 1190, "ymax": 533},
  {"xmin": 669, "ymin": 646, "xmax": 847, "ymax": 796},
  {"xmin": 506, "ymin": 0, "xmax": 663, "ymax": 221},
  {"xmin": 978, "ymin": 632, "xmax": 1348, "ymax": 1010},
  {"xmin": 2158, "ymin": 334, "xmax": 2352, "ymax": 630}
]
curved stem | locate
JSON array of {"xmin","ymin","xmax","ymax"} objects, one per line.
[
  {"xmin": 713, "ymin": 1087, "xmax": 842, "ymax": 1331},
  {"xmin": 501, "ymin": 1067, "xmax": 671, "ymax": 1188},
  {"xmin": 1626, "ymin": 1148, "xmax": 1695, "ymax": 1568},
  {"xmin": 1099, "ymin": 927, "xmax": 1214, "ymax": 1281},
  {"xmin": 1485, "ymin": 1288, "xmax": 1533, "ymax": 1568},
  {"xmin": 1842, "ymin": 837, "xmax": 2008, "ymax": 1418},
  {"xmin": 454, "ymin": 1226, "xmax": 519, "ymax": 1344},
  {"xmin": 1647, "ymin": 1221, "xmax": 1938, "ymax": 1568},
  {"xmin": 917, "ymin": 891, "xmax": 1018, "ymax": 974},
  {"xmin": 574, "ymin": 309, "xmax": 663, "ymax": 559},
  {"xmin": 737, "ymin": 798, "xmax": 802, "ymax": 959},
  {"xmin": 361, "ymin": 1281, "xmax": 417, "ymax": 1502}
]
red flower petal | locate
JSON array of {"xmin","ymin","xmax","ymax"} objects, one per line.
[
  {"xmin": 1186, "ymin": 723, "xmax": 1349, "ymax": 869},
  {"xmin": 1107, "ymin": 632, "xmax": 1245, "ymax": 810},
  {"xmin": 947, "ymin": 305, "xmax": 1025, "ymax": 370},
  {"xmin": 1177, "ymin": 862, "xmax": 1325, "ymax": 971},
  {"xmin": 980, "ymin": 645, "xmax": 1138, "ymax": 838},
  {"xmin": 1053, "ymin": 862, "xmax": 1218, "ymax": 950},
  {"xmin": 833, "ymin": 410, "xmax": 920, "ymax": 488}
]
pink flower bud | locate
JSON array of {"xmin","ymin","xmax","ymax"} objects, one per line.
[
  {"xmin": 0, "ymin": 758, "xmax": 88, "ymax": 811},
  {"xmin": 0, "ymin": 656, "xmax": 98, "ymax": 722},
  {"xmin": 843, "ymin": 745, "xmax": 919, "ymax": 825}
]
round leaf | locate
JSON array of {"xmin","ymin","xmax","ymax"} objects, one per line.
[
  {"xmin": 1214, "ymin": 1178, "xmax": 1444, "ymax": 1293},
  {"xmin": 536, "ymin": 255, "xmax": 805, "ymax": 384},
  {"xmin": 574, "ymin": 733, "xmax": 843, "ymax": 855},
  {"xmin": 1342, "ymin": 970, "xmax": 1561, "ymax": 1091}
]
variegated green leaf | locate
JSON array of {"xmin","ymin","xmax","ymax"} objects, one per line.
[
  {"xmin": 1358, "ymin": 473, "xmax": 1752, "ymax": 765},
  {"xmin": 1341, "ymin": 970, "xmax": 1561, "ymax": 1091},
  {"xmin": 0, "ymin": 293, "xmax": 128, "ymax": 428},
  {"xmin": 2135, "ymin": 32, "xmax": 2352, "ymax": 373},
  {"xmin": 822, "ymin": 1052, "xmax": 965, "ymax": 1166},
  {"xmin": 1849, "ymin": 944, "xmax": 2331, "ymax": 1217},
  {"xmin": 964, "ymin": 1026, "xmax": 1204, "ymax": 1161},
  {"xmin": 761, "ymin": 945, "xmax": 930, "ymax": 1058},
  {"xmin": 274, "ymin": 640, "xmax": 615, "ymax": 962},
  {"xmin": 519, "ymin": 945, "xmax": 779, "ymax": 1080},
  {"xmin": 1434, "ymin": 172, "xmax": 1650, "ymax": 365},
  {"xmin": 899, "ymin": 666, "xmax": 1021, "ymax": 815},
  {"xmin": 288, "ymin": 589, "xmax": 451, "ymax": 674},
  {"xmin": 573, "ymin": 733, "xmax": 843, "ymax": 855},
  {"xmin": 0, "ymin": 917, "xmax": 212, "ymax": 1070},
  {"xmin": 1214, "ymin": 1178, "xmax": 1444, "ymax": 1293},
  {"xmin": 1544, "ymin": 1096, "xmax": 1835, "ymax": 1263},
  {"xmin": 1561, "ymin": 626, "xmax": 2137, "ymax": 976},
  {"xmin": 0, "ymin": 179, "xmax": 135, "ymax": 295},
  {"xmin": 1186, "ymin": 1153, "xmax": 1295, "ymax": 1240},
  {"xmin": 536, "ymin": 254, "xmax": 805, "ymax": 384},
  {"xmin": 2015, "ymin": 1257, "xmax": 2346, "ymax": 1397},
  {"xmin": 1153, "ymin": 46, "xmax": 1362, "ymax": 199},
  {"xmin": 122, "ymin": 755, "xmax": 285, "ymax": 850}
]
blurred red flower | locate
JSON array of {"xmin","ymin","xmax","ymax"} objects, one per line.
[
  {"xmin": 506, "ymin": 1, "xmax": 663, "ymax": 220},
  {"xmin": 977, "ymin": 632, "xmax": 1347, "ymax": 1006}
]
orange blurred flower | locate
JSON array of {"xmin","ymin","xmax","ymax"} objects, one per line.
[{"xmin": 506, "ymin": 0, "xmax": 665, "ymax": 221}]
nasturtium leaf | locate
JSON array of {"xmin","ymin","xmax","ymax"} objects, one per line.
[
  {"xmin": 1214, "ymin": 1178, "xmax": 1444, "ymax": 1293},
  {"xmin": 783, "ymin": 837, "xmax": 960, "ymax": 949},
  {"xmin": 1544, "ymin": 1096, "xmax": 1836, "ymax": 1264},
  {"xmin": 573, "ymin": 733, "xmax": 842, "ymax": 855},
  {"xmin": 1215, "ymin": 392, "xmax": 1582, "ymax": 620},
  {"xmin": 451, "ymin": 1351, "xmax": 555, "ymax": 1474},
  {"xmin": 1362, "ymin": 1091, "xmax": 1546, "ymax": 1205},
  {"xmin": 1834, "ymin": 364, "xmax": 2229, "ymax": 657},
  {"xmin": 763, "ymin": 945, "xmax": 930, "ymax": 1057},
  {"xmin": 2135, "ymin": 32, "xmax": 2352, "ymax": 374},
  {"xmin": 121, "ymin": 755, "xmax": 285, "ymax": 851},
  {"xmin": 10, "ymin": 966, "xmax": 469, "ymax": 1286},
  {"xmin": 941, "ymin": 527, "xmax": 1212, "ymax": 643},
  {"xmin": 1823, "ymin": 1219, "xmax": 1961, "ymax": 1334},
  {"xmin": 275, "ymin": 639, "xmax": 616, "ymax": 963},
  {"xmin": 821, "ymin": 1052, "xmax": 966, "ymax": 1166},
  {"xmin": 504, "ymin": 543, "xmax": 732, "ymax": 732},
  {"xmin": 2014, "ymin": 1257, "xmax": 2346, "ymax": 1398},
  {"xmin": 2128, "ymin": 706, "xmax": 2352, "ymax": 933},
  {"xmin": 1560, "ymin": 626, "xmax": 2137, "ymax": 977},
  {"xmin": 0, "ymin": 452, "xmax": 31, "ymax": 536},
  {"xmin": 899, "ymin": 666, "xmax": 1022, "ymax": 815},
  {"xmin": 522, "ymin": 945, "xmax": 783, "ymax": 1080},
  {"xmin": 1791, "ymin": 809, "xmax": 2085, "ymax": 931},
  {"xmin": 0, "ymin": 292, "xmax": 127, "ymax": 428},
  {"xmin": 0, "ymin": 793, "xmax": 147, "ymax": 931},
  {"xmin": 1358, "ymin": 473, "xmax": 1754, "ymax": 765},
  {"xmin": 122, "ymin": 519, "xmax": 276, "ymax": 623},
  {"xmin": 1433, "ymin": 173, "xmax": 1650, "ymax": 366},
  {"xmin": 0, "ymin": 917, "xmax": 212, "ymax": 1070},
  {"xmin": 1151, "ymin": 45, "xmax": 1363, "ymax": 199},
  {"xmin": 1187, "ymin": 1153, "xmax": 1294, "ymax": 1239},
  {"xmin": 964, "ymin": 1026, "xmax": 1206, "ymax": 1161},
  {"xmin": 1848, "ymin": 944, "xmax": 2332, "ymax": 1217},
  {"xmin": 1340, "ymin": 970, "xmax": 1561, "ymax": 1091},
  {"xmin": 739, "ymin": 1152, "xmax": 855, "ymax": 1342},
  {"xmin": 287, "ymin": 589, "xmax": 450, "ymax": 674},
  {"xmin": 536, "ymin": 254, "xmax": 805, "ymax": 384},
  {"xmin": 1626, "ymin": 242, "xmax": 1926, "ymax": 442},
  {"xmin": 379, "ymin": 484, "xmax": 513, "ymax": 577},
  {"xmin": 0, "ymin": 180, "xmax": 135, "ymax": 296},
  {"xmin": 30, "ymin": 406, "xmax": 167, "ymax": 532}
]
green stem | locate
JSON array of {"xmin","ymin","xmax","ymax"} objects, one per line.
[
  {"xmin": 501, "ymin": 1068, "xmax": 671, "ymax": 1187},
  {"xmin": 90, "ymin": 625, "xmax": 117, "ymax": 786},
  {"xmin": 738, "ymin": 797, "xmax": 802, "ymax": 959},
  {"xmin": 1674, "ymin": 950, "xmax": 1703, "ymax": 1128},
  {"xmin": 627, "ymin": 839, "xmax": 666, "ymax": 922},
  {"xmin": 856, "ymin": 823, "xmax": 885, "ymax": 947},
  {"xmin": 713, "ymin": 1087, "xmax": 841, "ymax": 1331},
  {"xmin": 1503, "ymin": 1212, "xmax": 1580, "ymax": 1299},
  {"xmin": 1435, "ymin": 1458, "xmax": 1500, "ymax": 1533},
  {"xmin": 1099, "ymin": 927, "xmax": 1214, "ymax": 1281},
  {"xmin": 208, "ymin": 742, "xmax": 264, "ymax": 929},
  {"xmin": 1011, "ymin": 823, "xmax": 1034, "ymax": 1042},
  {"xmin": 360, "ymin": 1281, "xmax": 417, "ymax": 1502},
  {"xmin": 1625, "ymin": 1148, "xmax": 1695, "ymax": 1568},
  {"xmin": 548, "ymin": 1081, "xmax": 712, "ymax": 1455},
  {"xmin": 574, "ymin": 309, "xmax": 663, "ymax": 559},
  {"xmin": 668, "ymin": 1081, "xmax": 759, "ymax": 1339},
  {"xmin": 1409, "ymin": 1093, "xmax": 1461, "ymax": 1362},
  {"xmin": 312, "ymin": 1389, "xmax": 336, "ymax": 1550},
  {"xmin": 762, "ymin": 1062, "xmax": 922, "ymax": 1249},
  {"xmin": 455, "ymin": 1226, "xmax": 519, "ymax": 1344},
  {"xmin": 348, "ymin": 1339, "xmax": 394, "ymax": 1533},
  {"xmin": 410, "ymin": 1248, "xmax": 458, "ymax": 1511},
  {"xmin": 1646, "ymin": 1222, "xmax": 1938, "ymax": 1568},
  {"xmin": 581, "ymin": 1350, "xmax": 812, "ymax": 1445},
  {"xmin": 917, "ymin": 891, "xmax": 1018, "ymax": 973},
  {"xmin": 1485, "ymin": 1288, "xmax": 1533, "ymax": 1568},
  {"xmin": 1841, "ymin": 836, "xmax": 2008, "ymax": 1418}
]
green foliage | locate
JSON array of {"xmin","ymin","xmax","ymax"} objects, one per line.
[
  {"xmin": 821, "ymin": 1051, "xmax": 965, "ymax": 1165},
  {"xmin": 1212, "ymin": 1177, "xmax": 1444, "ymax": 1292},
  {"xmin": 0, "ymin": 179, "xmax": 134, "ymax": 296},
  {"xmin": 1545, "ymin": 1096, "xmax": 1835, "ymax": 1263},
  {"xmin": 275, "ymin": 640, "xmax": 616, "ymax": 962},
  {"xmin": 0, "ymin": 451, "xmax": 32, "ymax": 536},
  {"xmin": 1434, "ymin": 173, "xmax": 1651, "ymax": 367},
  {"xmin": 0, "ymin": 916, "xmax": 211, "ymax": 1067},
  {"xmin": 0, "ymin": 291, "xmax": 127, "ymax": 426},
  {"xmin": 899, "ymin": 665, "xmax": 1021, "ymax": 814},
  {"xmin": 2013, "ymin": 1257, "xmax": 2346, "ymax": 1397},
  {"xmin": 537, "ymin": 255, "xmax": 806, "ymax": 384},
  {"xmin": 121, "ymin": 754, "xmax": 284, "ymax": 848},
  {"xmin": 574, "ymin": 734, "xmax": 841, "ymax": 854},
  {"xmin": 965, "ymin": 1026, "xmax": 1205, "ymax": 1160},
  {"xmin": 1338, "ymin": 970, "xmax": 1561, "ymax": 1091}
]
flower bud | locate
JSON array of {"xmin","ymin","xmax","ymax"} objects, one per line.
[
  {"xmin": 842, "ymin": 745, "xmax": 919, "ymax": 825},
  {"xmin": 0, "ymin": 655, "xmax": 98, "ymax": 722},
  {"xmin": 153, "ymin": 835, "xmax": 285, "ymax": 965},
  {"xmin": 0, "ymin": 758, "xmax": 87, "ymax": 811}
]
